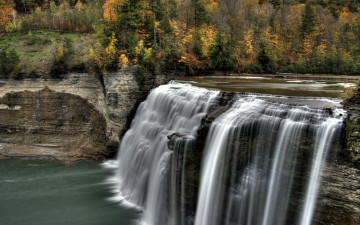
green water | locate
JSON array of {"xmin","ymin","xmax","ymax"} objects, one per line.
[{"xmin": 0, "ymin": 160, "xmax": 140, "ymax": 225}]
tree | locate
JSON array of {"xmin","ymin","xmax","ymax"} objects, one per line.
[
  {"xmin": 301, "ymin": 4, "xmax": 316, "ymax": 36},
  {"xmin": 257, "ymin": 42, "xmax": 273, "ymax": 74},
  {"xmin": 209, "ymin": 33, "xmax": 236, "ymax": 71},
  {"xmin": 0, "ymin": 0, "xmax": 13, "ymax": 31},
  {"xmin": 103, "ymin": 0, "xmax": 124, "ymax": 21},
  {"xmin": 191, "ymin": 0, "xmax": 210, "ymax": 27},
  {"xmin": 0, "ymin": 48, "xmax": 20, "ymax": 78}
]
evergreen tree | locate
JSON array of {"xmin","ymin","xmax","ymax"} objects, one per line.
[
  {"xmin": 116, "ymin": 0, "xmax": 143, "ymax": 32},
  {"xmin": 301, "ymin": 4, "xmax": 316, "ymax": 36},
  {"xmin": 191, "ymin": 0, "xmax": 210, "ymax": 27},
  {"xmin": 209, "ymin": 33, "xmax": 236, "ymax": 71},
  {"xmin": 257, "ymin": 42, "xmax": 274, "ymax": 74}
]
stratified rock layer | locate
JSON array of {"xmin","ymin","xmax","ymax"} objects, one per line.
[{"xmin": 0, "ymin": 71, "xmax": 175, "ymax": 161}]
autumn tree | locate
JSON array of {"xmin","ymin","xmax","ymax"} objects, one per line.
[{"xmin": 0, "ymin": 0, "xmax": 13, "ymax": 31}]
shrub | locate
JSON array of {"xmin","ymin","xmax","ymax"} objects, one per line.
[
  {"xmin": 135, "ymin": 65, "xmax": 145, "ymax": 85},
  {"xmin": 0, "ymin": 48, "xmax": 21, "ymax": 79},
  {"xmin": 244, "ymin": 64, "xmax": 264, "ymax": 74},
  {"xmin": 50, "ymin": 55, "xmax": 68, "ymax": 79}
]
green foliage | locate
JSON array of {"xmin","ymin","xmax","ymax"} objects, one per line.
[
  {"xmin": 50, "ymin": 55, "xmax": 68, "ymax": 79},
  {"xmin": 161, "ymin": 35, "xmax": 183, "ymax": 71},
  {"xmin": 28, "ymin": 70, "xmax": 39, "ymax": 79},
  {"xmin": 280, "ymin": 54, "xmax": 360, "ymax": 75},
  {"xmin": 49, "ymin": 41, "xmax": 75, "ymax": 79},
  {"xmin": 301, "ymin": 4, "xmax": 317, "ymax": 36},
  {"xmin": 135, "ymin": 65, "xmax": 145, "ymax": 85},
  {"xmin": 0, "ymin": 48, "xmax": 20, "ymax": 79},
  {"xmin": 116, "ymin": 0, "xmax": 143, "ymax": 32},
  {"xmin": 209, "ymin": 34, "xmax": 236, "ymax": 71},
  {"xmin": 244, "ymin": 63, "xmax": 264, "ymax": 74},
  {"xmin": 191, "ymin": 0, "xmax": 210, "ymax": 27},
  {"xmin": 257, "ymin": 42, "xmax": 275, "ymax": 74},
  {"xmin": 193, "ymin": 32, "xmax": 203, "ymax": 59},
  {"xmin": 26, "ymin": 31, "xmax": 51, "ymax": 45}
]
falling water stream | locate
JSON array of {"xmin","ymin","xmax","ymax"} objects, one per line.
[
  {"xmin": 194, "ymin": 95, "xmax": 344, "ymax": 225},
  {"xmin": 111, "ymin": 81, "xmax": 345, "ymax": 225},
  {"xmin": 112, "ymin": 82, "xmax": 219, "ymax": 225}
]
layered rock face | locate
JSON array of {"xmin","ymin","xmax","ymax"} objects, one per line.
[
  {"xmin": 0, "ymin": 88, "xmax": 107, "ymax": 161},
  {"xmin": 0, "ymin": 71, "xmax": 175, "ymax": 161}
]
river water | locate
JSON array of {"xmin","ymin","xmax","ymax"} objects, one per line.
[{"xmin": 0, "ymin": 160, "xmax": 139, "ymax": 225}]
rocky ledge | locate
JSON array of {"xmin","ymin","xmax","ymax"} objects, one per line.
[{"xmin": 0, "ymin": 71, "xmax": 176, "ymax": 161}]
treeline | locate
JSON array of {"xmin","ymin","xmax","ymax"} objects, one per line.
[
  {"xmin": 87, "ymin": 0, "xmax": 360, "ymax": 76},
  {"xmin": 1, "ymin": 0, "xmax": 360, "ymax": 77},
  {"xmin": 0, "ymin": 0, "xmax": 103, "ymax": 33}
]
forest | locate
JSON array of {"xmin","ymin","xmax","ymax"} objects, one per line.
[{"xmin": 1, "ymin": 0, "xmax": 360, "ymax": 79}]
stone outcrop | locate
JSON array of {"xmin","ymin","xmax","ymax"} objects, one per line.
[
  {"xmin": 0, "ymin": 88, "xmax": 107, "ymax": 161},
  {"xmin": 344, "ymin": 86, "xmax": 360, "ymax": 167},
  {"xmin": 0, "ymin": 71, "xmax": 175, "ymax": 161}
]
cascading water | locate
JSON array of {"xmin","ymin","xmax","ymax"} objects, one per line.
[
  {"xmin": 109, "ymin": 81, "xmax": 344, "ymax": 225},
  {"xmin": 110, "ymin": 82, "xmax": 219, "ymax": 225},
  {"xmin": 194, "ymin": 94, "xmax": 344, "ymax": 225}
]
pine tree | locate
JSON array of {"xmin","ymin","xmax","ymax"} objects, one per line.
[
  {"xmin": 209, "ymin": 33, "xmax": 236, "ymax": 71},
  {"xmin": 191, "ymin": 0, "xmax": 210, "ymax": 27},
  {"xmin": 301, "ymin": 4, "xmax": 316, "ymax": 36},
  {"xmin": 257, "ymin": 42, "xmax": 273, "ymax": 74}
]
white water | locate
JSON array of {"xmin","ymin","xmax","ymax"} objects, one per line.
[
  {"xmin": 113, "ymin": 82, "xmax": 219, "ymax": 225},
  {"xmin": 299, "ymin": 116, "xmax": 343, "ymax": 225},
  {"xmin": 194, "ymin": 95, "xmax": 344, "ymax": 225}
]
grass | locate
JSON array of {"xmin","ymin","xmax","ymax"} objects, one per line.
[{"xmin": 0, "ymin": 31, "xmax": 96, "ymax": 78}]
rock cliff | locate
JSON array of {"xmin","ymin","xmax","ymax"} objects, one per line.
[{"xmin": 0, "ymin": 71, "xmax": 175, "ymax": 161}]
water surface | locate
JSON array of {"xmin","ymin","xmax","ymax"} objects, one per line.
[
  {"xmin": 0, "ymin": 160, "xmax": 140, "ymax": 225},
  {"xmin": 177, "ymin": 77, "xmax": 355, "ymax": 98}
]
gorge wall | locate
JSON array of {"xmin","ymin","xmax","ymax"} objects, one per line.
[{"xmin": 0, "ymin": 71, "xmax": 175, "ymax": 161}]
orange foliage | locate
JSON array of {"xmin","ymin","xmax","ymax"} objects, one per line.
[
  {"xmin": 0, "ymin": 2, "xmax": 13, "ymax": 28},
  {"xmin": 103, "ymin": 0, "xmax": 124, "ymax": 21}
]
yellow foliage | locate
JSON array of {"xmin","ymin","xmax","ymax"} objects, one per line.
[
  {"xmin": 314, "ymin": 42, "xmax": 327, "ymax": 59},
  {"xmin": 105, "ymin": 32, "xmax": 117, "ymax": 58},
  {"xmin": 244, "ymin": 30, "xmax": 255, "ymax": 62},
  {"xmin": 103, "ymin": 0, "xmax": 124, "ymax": 21},
  {"xmin": 204, "ymin": 0, "xmax": 218, "ymax": 14},
  {"xmin": 89, "ymin": 48, "xmax": 95, "ymax": 58},
  {"xmin": 135, "ymin": 40, "xmax": 144, "ymax": 55},
  {"xmin": 4, "ymin": 21, "xmax": 15, "ymax": 32},
  {"xmin": 198, "ymin": 26, "xmax": 217, "ymax": 57},
  {"xmin": 58, "ymin": 46, "xmax": 64, "ymax": 56},
  {"xmin": 119, "ymin": 54, "xmax": 129, "ymax": 70},
  {"xmin": 75, "ymin": 0, "xmax": 83, "ymax": 11}
]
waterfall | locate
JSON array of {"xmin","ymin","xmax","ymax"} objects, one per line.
[
  {"xmin": 112, "ymin": 82, "xmax": 219, "ymax": 225},
  {"xmin": 194, "ymin": 95, "xmax": 344, "ymax": 225},
  {"xmin": 110, "ymin": 82, "xmax": 344, "ymax": 225}
]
